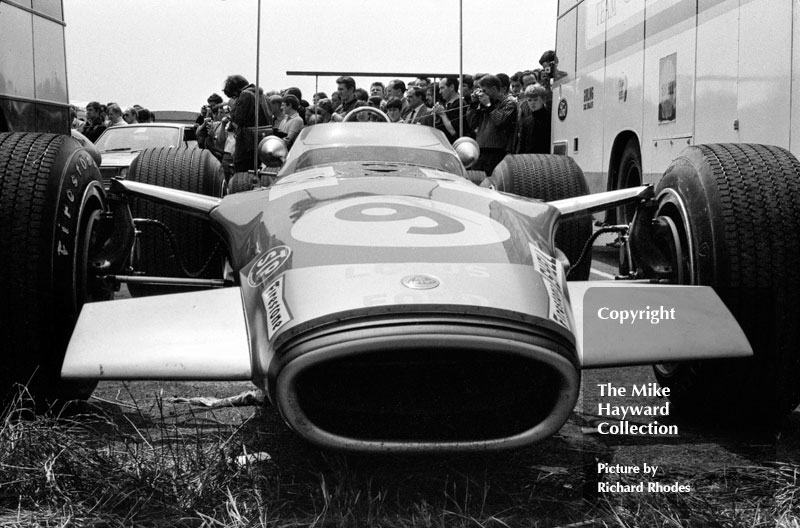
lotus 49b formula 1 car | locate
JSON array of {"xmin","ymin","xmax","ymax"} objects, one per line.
[{"xmin": 2, "ymin": 106, "xmax": 798, "ymax": 452}]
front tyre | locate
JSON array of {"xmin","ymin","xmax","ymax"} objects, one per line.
[
  {"xmin": 0, "ymin": 133, "xmax": 112, "ymax": 406},
  {"xmin": 652, "ymin": 143, "xmax": 800, "ymax": 423}
]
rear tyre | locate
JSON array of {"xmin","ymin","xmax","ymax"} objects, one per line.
[
  {"xmin": 228, "ymin": 171, "xmax": 260, "ymax": 194},
  {"xmin": 652, "ymin": 143, "xmax": 800, "ymax": 424},
  {"xmin": 490, "ymin": 154, "xmax": 592, "ymax": 280},
  {"xmin": 466, "ymin": 169, "xmax": 487, "ymax": 186},
  {"xmin": 0, "ymin": 132, "xmax": 111, "ymax": 407},
  {"xmin": 126, "ymin": 147, "xmax": 225, "ymax": 296}
]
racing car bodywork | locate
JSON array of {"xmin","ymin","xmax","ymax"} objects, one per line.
[{"xmin": 2, "ymin": 122, "xmax": 797, "ymax": 453}]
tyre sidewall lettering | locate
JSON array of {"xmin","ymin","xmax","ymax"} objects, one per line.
[{"xmin": 52, "ymin": 145, "xmax": 103, "ymax": 315}]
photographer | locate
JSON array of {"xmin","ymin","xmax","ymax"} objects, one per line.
[
  {"xmin": 539, "ymin": 50, "xmax": 567, "ymax": 108},
  {"xmin": 196, "ymin": 93, "xmax": 224, "ymax": 127},
  {"xmin": 225, "ymin": 74, "xmax": 273, "ymax": 173},
  {"xmin": 197, "ymin": 103, "xmax": 234, "ymax": 178},
  {"xmin": 466, "ymin": 74, "xmax": 518, "ymax": 175}
]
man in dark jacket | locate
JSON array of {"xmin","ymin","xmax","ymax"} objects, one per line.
[
  {"xmin": 515, "ymin": 83, "xmax": 551, "ymax": 154},
  {"xmin": 82, "ymin": 101, "xmax": 107, "ymax": 143},
  {"xmin": 466, "ymin": 74, "xmax": 517, "ymax": 175},
  {"xmin": 225, "ymin": 74, "xmax": 274, "ymax": 172}
]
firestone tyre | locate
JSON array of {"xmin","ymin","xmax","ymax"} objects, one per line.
[
  {"xmin": 489, "ymin": 154, "xmax": 593, "ymax": 280},
  {"xmin": 0, "ymin": 132, "xmax": 111, "ymax": 407},
  {"xmin": 652, "ymin": 143, "xmax": 800, "ymax": 424},
  {"xmin": 126, "ymin": 147, "xmax": 225, "ymax": 296}
]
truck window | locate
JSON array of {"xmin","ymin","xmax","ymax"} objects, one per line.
[
  {"xmin": 0, "ymin": 0, "xmax": 68, "ymax": 133},
  {"xmin": 555, "ymin": 5, "xmax": 577, "ymax": 83}
]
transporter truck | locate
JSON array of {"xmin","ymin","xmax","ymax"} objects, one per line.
[
  {"xmin": 548, "ymin": 0, "xmax": 800, "ymax": 420},
  {"xmin": 551, "ymin": 0, "xmax": 800, "ymax": 219}
]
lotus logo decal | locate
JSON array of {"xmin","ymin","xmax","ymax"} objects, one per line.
[{"xmin": 401, "ymin": 274, "xmax": 440, "ymax": 290}]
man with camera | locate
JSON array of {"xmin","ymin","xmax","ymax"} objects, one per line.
[{"xmin": 466, "ymin": 74, "xmax": 518, "ymax": 175}]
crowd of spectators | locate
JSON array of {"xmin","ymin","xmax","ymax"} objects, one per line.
[
  {"xmin": 70, "ymin": 102, "xmax": 156, "ymax": 143},
  {"xmin": 72, "ymin": 50, "xmax": 560, "ymax": 177}
]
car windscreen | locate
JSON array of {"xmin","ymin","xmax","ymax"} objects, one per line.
[
  {"xmin": 95, "ymin": 127, "xmax": 182, "ymax": 153},
  {"xmin": 285, "ymin": 146, "xmax": 465, "ymax": 176}
]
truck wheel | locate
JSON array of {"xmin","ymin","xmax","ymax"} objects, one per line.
[
  {"xmin": 652, "ymin": 143, "xmax": 800, "ymax": 423},
  {"xmin": 127, "ymin": 147, "xmax": 225, "ymax": 296},
  {"xmin": 0, "ymin": 132, "xmax": 112, "ymax": 406},
  {"xmin": 490, "ymin": 154, "xmax": 593, "ymax": 280},
  {"xmin": 611, "ymin": 137, "xmax": 642, "ymax": 224}
]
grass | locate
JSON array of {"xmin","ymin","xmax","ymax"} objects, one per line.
[{"xmin": 1, "ymin": 385, "xmax": 798, "ymax": 527}]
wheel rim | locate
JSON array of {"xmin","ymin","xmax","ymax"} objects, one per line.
[
  {"xmin": 654, "ymin": 188, "xmax": 695, "ymax": 284},
  {"xmin": 74, "ymin": 182, "xmax": 111, "ymax": 309},
  {"xmin": 618, "ymin": 155, "xmax": 642, "ymax": 223},
  {"xmin": 652, "ymin": 188, "xmax": 694, "ymax": 377}
]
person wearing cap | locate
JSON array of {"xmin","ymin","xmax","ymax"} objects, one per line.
[{"xmin": 515, "ymin": 83, "xmax": 551, "ymax": 154}]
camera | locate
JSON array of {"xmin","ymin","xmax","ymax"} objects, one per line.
[{"xmin": 471, "ymin": 88, "xmax": 484, "ymax": 102}]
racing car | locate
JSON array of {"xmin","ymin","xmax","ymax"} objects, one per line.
[{"xmin": 1, "ymin": 106, "xmax": 798, "ymax": 452}]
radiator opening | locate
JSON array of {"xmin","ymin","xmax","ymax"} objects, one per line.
[{"xmin": 291, "ymin": 348, "xmax": 564, "ymax": 442}]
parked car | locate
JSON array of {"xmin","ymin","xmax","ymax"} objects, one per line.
[{"xmin": 94, "ymin": 123, "xmax": 197, "ymax": 184}]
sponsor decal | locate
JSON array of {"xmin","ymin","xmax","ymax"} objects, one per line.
[
  {"xmin": 583, "ymin": 86, "xmax": 594, "ymax": 111},
  {"xmin": 291, "ymin": 195, "xmax": 511, "ymax": 247},
  {"xmin": 401, "ymin": 274, "xmax": 440, "ymax": 290},
  {"xmin": 529, "ymin": 243, "xmax": 569, "ymax": 328},
  {"xmin": 56, "ymin": 151, "xmax": 94, "ymax": 257},
  {"xmin": 263, "ymin": 275, "xmax": 292, "ymax": 340},
  {"xmin": 248, "ymin": 246, "xmax": 292, "ymax": 287},
  {"xmin": 557, "ymin": 99, "xmax": 568, "ymax": 121}
]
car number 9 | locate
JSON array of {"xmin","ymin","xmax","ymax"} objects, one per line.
[{"xmin": 291, "ymin": 195, "xmax": 510, "ymax": 247}]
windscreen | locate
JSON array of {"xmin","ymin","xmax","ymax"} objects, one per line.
[
  {"xmin": 95, "ymin": 127, "xmax": 182, "ymax": 152},
  {"xmin": 285, "ymin": 146, "xmax": 465, "ymax": 176}
]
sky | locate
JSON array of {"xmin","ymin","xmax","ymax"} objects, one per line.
[{"xmin": 63, "ymin": 0, "xmax": 558, "ymax": 112}]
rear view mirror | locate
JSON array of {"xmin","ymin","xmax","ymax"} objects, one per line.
[
  {"xmin": 453, "ymin": 137, "xmax": 480, "ymax": 169},
  {"xmin": 259, "ymin": 135, "xmax": 288, "ymax": 164}
]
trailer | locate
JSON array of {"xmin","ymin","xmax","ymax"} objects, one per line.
[{"xmin": 551, "ymin": 0, "xmax": 799, "ymax": 220}]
